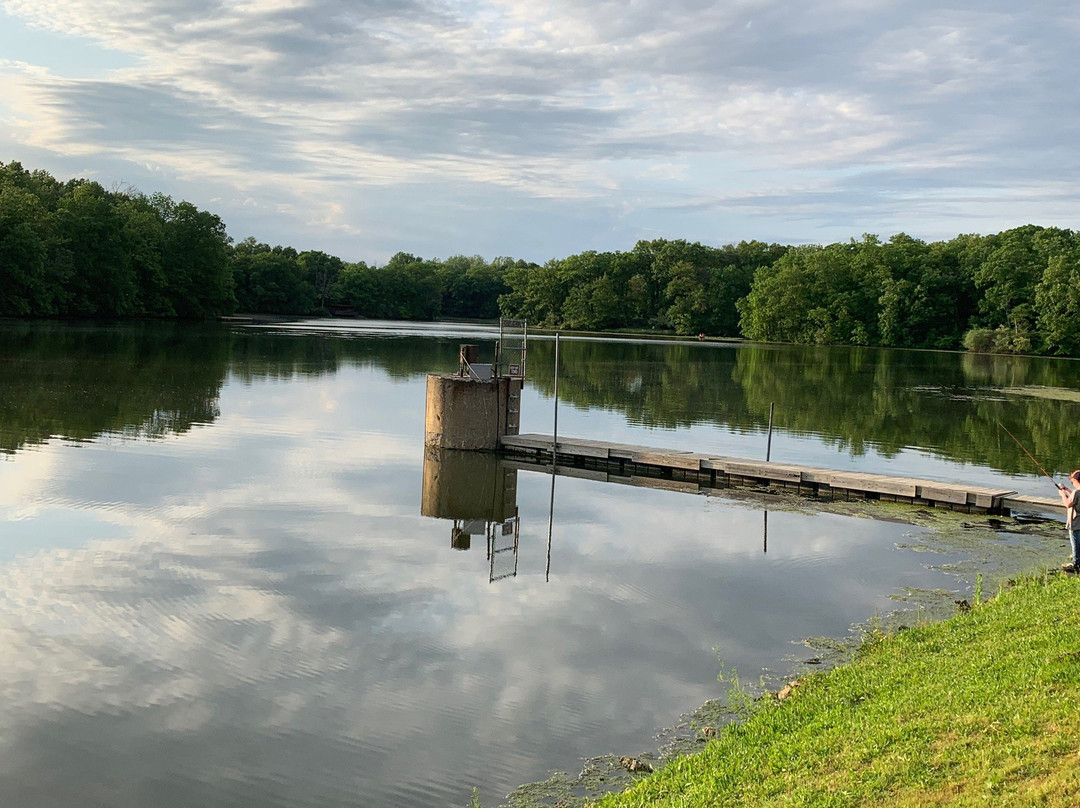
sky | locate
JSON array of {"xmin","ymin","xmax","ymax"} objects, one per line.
[{"xmin": 1, "ymin": 0, "xmax": 1078, "ymax": 264}]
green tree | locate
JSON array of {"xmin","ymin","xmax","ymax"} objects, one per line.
[
  {"xmin": 232, "ymin": 241, "xmax": 313, "ymax": 314},
  {"xmin": 562, "ymin": 274, "xmax": 621, "ymax": 330},
  {"xmin": 334, "ymin": 261, "xmax": 380, "ymax": 315},
  {"xmin": 738, "ymin": 250, "xmax": 813, "ymax": 342},
  {"xmin": 117, "ymin": 195, "xmax": 171, "ymax": 316},
  {"xmin": 335, "ymin": 254, "xmax": 443, "ymax": 320},
  {"xmin": 499, "ymin": 259, "xmax": 568, "ymax": 326},
  {"xmin": 388, "ymin": 257, "xmax": 443, "ymax": 320},
  {"xmin": 299, "ymin": 250, "xmax": 344, "ymax": 311},
  {"xmin": 664, "ymin": 260, "xmax": 709, "ymax": 335},
  {"xmin": 52, "ymin": 182, "xmax": 137, "ymax": 316},
  {"xmin": 155, "ymin": 196, "xmax": 235, "ymax": 318},
  {"xmin": 437, "ymin": 255, "xmax": 511, "ymax": 319},
  {"xmin": 1035, "ymin": 253, "xmax": 1080, "ymax": 355},
  {"xmin": 974, "ymin": 226, "xmax": 1047, "ymax": 334},
  {"xmin": 0, "ymin": 185, "xmax": 49, "ymax": 315},
  {"xmin": 740, "ymin": 241, "xmax": 884, "ymax": 345},
  {"xmin": 877, "ymin": 234, "xmax": 978, "ymax": 349},
  {"xmin": 0, "ymin": 161, "xmax": 65, "ymax": 212}
]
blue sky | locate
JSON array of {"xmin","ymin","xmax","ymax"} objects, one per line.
[{"xmin": 1, "ymin": 0, "xmax": 1078, "ymax": 264}]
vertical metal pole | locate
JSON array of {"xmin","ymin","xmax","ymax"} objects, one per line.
[
  {"xmin": 552, "ymin": 332, "xmax": 560, "ymax": 465},
  {"xmin": 546, "ymin": 472, "xmax": 555, "ymax": 582},
  {"xmin": 766, "ymin": 401, "xmax": 774, "ymax": 462},
  {"xmin": 547, "ymin": 331, "xmax": 559, "ymax": 582}
]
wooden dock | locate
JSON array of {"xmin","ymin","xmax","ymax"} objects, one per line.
[{"xmin": 499, "ymin": 434, "xmax": 1061, "ymax": 517}]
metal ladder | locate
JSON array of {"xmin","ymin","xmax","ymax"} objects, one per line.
[
  {"xmin": 487, "ymin": 516, "xmax": 520, "ymax": 582},
  {"xmin": 497, "ymin": 318, "xmax": 527, "ymax": 380},
  {"xmin": 497, "ymin": 317, "xmax": 526, "ymax": 436}
]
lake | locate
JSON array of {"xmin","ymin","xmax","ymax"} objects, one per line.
[{"xmin": 0, "ymin": 320, "xmax": 1074, "ymax": 807}]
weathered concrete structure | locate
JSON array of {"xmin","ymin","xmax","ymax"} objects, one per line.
[{"xmin": 424, "ymin": 374, "xmax": 522, "ymax": 451}]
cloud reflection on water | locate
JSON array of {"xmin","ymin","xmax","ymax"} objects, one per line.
[{"xmin": 0, "ymin": 359, "xmax": 971, "ymax": 807}]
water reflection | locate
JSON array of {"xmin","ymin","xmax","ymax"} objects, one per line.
[
  {"xmin": 421, "ymin": 448, "xmax": 521, "ymax": 581},
  {"xmin": 0, "ymin": 322, "xmax": 229, "ymax": 454},
  {"xmin": 418, "ymin": 444, "xmax": 788, "ymax": 592},
  {"xmin": 523, "ymin": 338, "xmax": 1080, "ymax": 480},
  {"xmin": 0, "ymin": 321, "xmax": 1069, "ymax": 808},
  {"xmin": 3, "ymin": 321, "xmax": 1080, "ymax": 488}
]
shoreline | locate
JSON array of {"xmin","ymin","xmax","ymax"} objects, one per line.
[
  {"xmin": 500, "ymin": 500, "xmax": 1069, "ymax": 807},
  {"xmin": 592, "ymin": 568, "xmax": 1080, "ymax": 807}
]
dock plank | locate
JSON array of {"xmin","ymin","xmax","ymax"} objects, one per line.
[
  {"xmin": 916, "ymin": 484, "xmax": 969, "ymax": 505},
  {"xmin": 556, "ymin": 440, "xmax": 610, "ymax": 459},
  {"xmin": 971, "ymin": 488, "xmax": 1016, "ymax": 508},
  {"xmin": 724, "ymin": 461, "xmax": 802, "ymax": 483},
  {"xmin": 798, "ymin": 469, "xmax": 834, "ymax": 485},
  {"xmin": 500, "ymin": 434, "xmax": 553, "ymax": 451},
  {"xmin": 700, "ymin": 457, "xmax": 740, "ymax": 472},
  {"xmin": 606, "ymin": 443, "xmax": 643, "ymax": 460},
  {"xmin": 631, "ymin": 450, "xmax": 701, "ymax": 470},
  {"xmin": 1001, "ymin": 494, "xmax": 1061, "ymax": 517},
  {"xmin": 860, "ymin": 477, "xmax": 919, "ymax": 497}
]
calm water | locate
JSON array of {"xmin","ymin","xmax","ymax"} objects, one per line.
[{"xmin": 0, "ymin": 321, "xmax": 1075, "ymax": 807}]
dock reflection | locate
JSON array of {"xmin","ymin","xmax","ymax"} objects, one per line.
[{"xmin": 421, "ymin": 448, "xmax": 784, "ymax": 582}]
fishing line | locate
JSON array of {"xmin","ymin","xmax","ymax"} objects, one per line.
[{"xmin": 996, "ymin": 420, "xmax": 1063, "ymax": 490}]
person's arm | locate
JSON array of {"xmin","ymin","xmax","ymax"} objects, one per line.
[{"xmin": 1060, "ymin": 486, "xmax": 1073, "ymax": 506}]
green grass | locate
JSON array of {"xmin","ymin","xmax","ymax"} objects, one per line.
[{"xmin": 597, "ymin": 572, "xmax": 1080, "ymax": 808}]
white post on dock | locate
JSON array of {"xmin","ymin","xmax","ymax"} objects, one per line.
[
  {"xmin": 547, "ymin": 332, "xmax": 560, "ymax": 581},
  {"xmin": 766, "ymin": 401, "xmax": 774, "ymax": 462}
]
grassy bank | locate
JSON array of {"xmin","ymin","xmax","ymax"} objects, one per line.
[{"xmin": 598, "ymin": 572, "xmax": 1080, "ymax": 808}]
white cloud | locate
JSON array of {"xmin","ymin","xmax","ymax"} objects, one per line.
[
  {"xmin": 1, "ymin": 0, "xmax": 1078, "ymax": 259},
  {"xmin": 865, "ymin": 16, "xmax": 1031, "ymax": 95}
]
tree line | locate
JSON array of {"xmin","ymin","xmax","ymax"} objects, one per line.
[
  {"xmin": 232, "ymin": 239, "xmax": 530, "ymax": 322},
  {"xmin": 4, "ymin": 161, "xmax": 1080, "ymax": 356},
  {"xmin": 498, "ymin": 228, "xmax": 1080, "ymax": 356},
  {"xmin": 0, "ymin": 161, "xmax": 529, "ymax": 322},
  {"xmin": 736, "ymin": 228, "xmax": 1080, "ymax": 356},
  {"xmin": 0, "ymin": 161, "xmax": 234, "ymax": 318}
]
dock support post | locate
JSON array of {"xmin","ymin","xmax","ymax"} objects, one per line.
[
  {"xmin": 552, "ymin": 332, "xmax": 560, "ymax": 466},
  {"xmin": 766, "ymin": 402, "xmax": 774, "ymax": 462}
]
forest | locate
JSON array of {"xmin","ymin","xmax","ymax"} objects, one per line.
[
  {"xmin": 0, "ymin": 162, "xmax": 234, "ymax": 319},
  {"xmin": 3, "ymin": 161, "xmax": 1080, "ymax": 356}
]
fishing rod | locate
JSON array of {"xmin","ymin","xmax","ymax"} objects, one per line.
[{"xmin": 996, "ymin": 420, "xmax": 1064, "ymax": 491}]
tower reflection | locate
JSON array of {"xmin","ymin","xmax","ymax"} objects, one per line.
[{"xmin": 421, "ymin": 448, "xmax": 521, "ymax": 582}]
